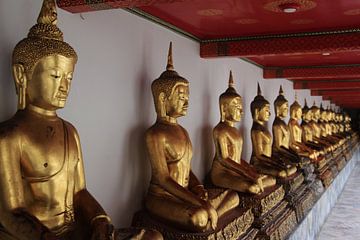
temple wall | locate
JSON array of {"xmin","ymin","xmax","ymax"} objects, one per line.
[{"xmin": 0, "ymin": 0, "xmax": 336, "ymax": 226}]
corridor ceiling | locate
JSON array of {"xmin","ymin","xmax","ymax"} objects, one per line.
[{"xmin": 57, "ymin": 0, "xmax": 360, "ymax": 109}]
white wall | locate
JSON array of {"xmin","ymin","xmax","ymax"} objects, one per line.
[{"xmin": 0, "ymin": 0, "xmax": 334, "ymax": 227}]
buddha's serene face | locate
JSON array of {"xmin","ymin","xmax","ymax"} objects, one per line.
[
  {"xmin": 303, "ymin": 111, "xmax": 312, "ymax": 122},
  {"xmin": 311, "ymin": 109, "xmax": 320, "ymax": 121},
  {"xmin": 166, "ymin": 84, "xmax": 189, "ymax": 118},
  {"xmin": 224, "ymin": 97, "xmax": 243, "ymax": 122},
  {"xmin": 257, "ymin": 104, "xmax": 271, "ymax": 122},
  {"xmin": 293, "ymin": 107, "xmax": 302, "ymax": 120},
  {"xmin": 321, "ymin": 111, "xmax": 327, "ymax": 121},
  {"xmin": 27, "ymin": 55, "xmax": 75, "ymax": 110},
  {"xmin": 277, "ymin": 102, "xmax": 288, "ymax": 119}
]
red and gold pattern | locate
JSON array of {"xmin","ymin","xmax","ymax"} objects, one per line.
[
  {"xmin": 56, "ymin": 0, "xmax": 186, "ymax": 13},
  {"xmin": 200, "ymin": 32, "xmax": 360, "ymax": 58}
]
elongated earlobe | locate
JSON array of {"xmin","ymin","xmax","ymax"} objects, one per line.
[{"xmin": 12, "ymin": 64, "xmax": 27, "ymax": 110}]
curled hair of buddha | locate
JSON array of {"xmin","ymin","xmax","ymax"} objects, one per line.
[
  {"xmin": 12, "ymin": 0, "xmax": 77, "ymax": 72},
  {"xmin": 290, "ymin": 93, "xmax": 301, "ymax": 113},
  {"xmin": 151, "ymin": 42, "xmax": 188, "ymax": 109},
  {"xmin": 250, "ymin": 83, "xmax": 269, "ymax": 118},
  {"xmin": 274, "ymin": 85, "xmax": 288, "ymax": 114}
]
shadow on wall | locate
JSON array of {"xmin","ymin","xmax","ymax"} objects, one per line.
[
  {"xmin": 115, "ymin": 45, "xmax": 153, "ymax": 226},
  {"xmin": 200, "ymin": 89, "xmax": 214, "ymax": 180}
]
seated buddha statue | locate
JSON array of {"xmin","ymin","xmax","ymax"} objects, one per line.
[
  {"xmin": 320, "ymin": 107, "xmax": 342, "ymax": 147},
  {"xmin": 0, "ymin": 1, "xmax": 162, "ymax": 240},
  {"xmin": 0, "ymin": 1, "xmax": 112, "ymax": 239},
  {"xmin": 309, "ymin": 103, "xmax": 333, "ymax": 153},
  {"xmin": 209, "ymin": 71, "xmax": 276, "ymax": 195},
  {"xmin": 250, "ymin": 83, "xmax": 297, "ymax": 178},
  {"xmin": 144, "ymin": 43, "xmax": 239, "ymax": 232},
  {"xmin": 288, "ymin": 97, "xmax": 319, "ymax": 160},
  {"xmin": 272, "ymin": 86, "xmax": 306, "ymax": 165}
]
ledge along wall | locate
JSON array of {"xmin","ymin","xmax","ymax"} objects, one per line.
[{"xmin": 0, "ymin": 0, "xmax": 336, "ymax": 227}]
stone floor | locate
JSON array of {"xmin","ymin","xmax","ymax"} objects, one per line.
[{"xmin": 317, "ymin": 159, "xmax": 360, "ymax": 240}]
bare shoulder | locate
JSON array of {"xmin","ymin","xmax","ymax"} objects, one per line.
[
  {"xmin": 0, "ymin": 115, "xmax": 22, "ymax": 142},
  {"xmin": 61, "ymin": 119, "xmax": 80, "ymax": 140}
]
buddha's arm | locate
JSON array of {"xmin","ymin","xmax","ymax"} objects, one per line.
[
  {"xmin": 146, "ymin": 131, "xmax": 204, "ymax": 207},
  {"xmin": 216, "ymin": 135, "xmax": 259, "ymax": 182},
  {"xmin": 71, "ymin": 127, "xmax": 109, "ymax": 228},
  {"xmin": 0, "ymin": 134, "xmax": 51, "ymax": 240},
  {"xmin": 272, "ymin": 125, "xmax": 283, "ymax": 150}
]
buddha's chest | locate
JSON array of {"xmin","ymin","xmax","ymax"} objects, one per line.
[
  {"xmin": 225, "ymin": 130, "xmax": 242, "ymax": 158},
  {"xmin": 164, "ymin": 128, "xmax": 192, "ymax": 163},
  {"xmin": 20, "ymin": 122, "xmax": 78, "ymax": 180}
]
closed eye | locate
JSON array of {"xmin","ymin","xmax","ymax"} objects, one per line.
[{"xmin": 51, "ymin": 74, "xmax": 61, "ymax": 79}]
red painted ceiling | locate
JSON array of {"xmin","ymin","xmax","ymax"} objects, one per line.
[
  {"xmin": 57, "ymin": 0, "xmax": 360, "ymax": 108},
  {"xmin": 139, "ymin": 0, "xmax": 360, "ymax": 39}
]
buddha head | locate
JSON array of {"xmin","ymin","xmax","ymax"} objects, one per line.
[
  {"xmin": 12, "ymin": 0, "xmax": 77, "ymax": 111},
  {"xmin": 219, "ymin": 71, "xmax": 243, "ymax": 123},
  {"xmin": 319, "ymin": 104, "xmax": 327, "ymax": 122},
  {"xmin": 250, "ymin": 83, "xmax": 270, "ymax": 124},
  {"xmin": 310, "ymin": 101, "xmax": 320, "ymax": 122},
  {"xmin": 274, "ymin": 85, "xmax": 288, "ymax": 119},
  {"xmin": 151, "ymin": 42, "xmax": 189, "ymax": 120},
  {"xmin": 302, "ymin": 99, "xmax": 312, "ymax": 122},
  {"xmin": 290, "ymin": 94, "xmax": 302, "ymax": 121}
]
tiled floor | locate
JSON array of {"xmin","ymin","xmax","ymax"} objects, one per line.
[{"xmin": 317, "ymin": 160, "xmax": 360, "ymax": 240}]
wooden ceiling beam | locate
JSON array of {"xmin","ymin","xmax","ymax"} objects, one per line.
[
  {"xmin": 200, "ymin": 32, "xmax": 360, "ymax": 58},
  {"xmin": 264, "ymin": 65, "xmax": 360, "ymax": 79},
  {"xmin": 57, "ymin": 0, "xmax": 186, "ymax": 13},
  {"xmin": 294, "ymin": 81, "xmax": 360, "ymax": 90}
]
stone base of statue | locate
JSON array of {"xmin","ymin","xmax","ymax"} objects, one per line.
[
  {"xmin": 308, "ymin": 178, "xmax": 324, "ymax": 198},
  {"xmin": 334, "ymin": 154, "xmax": 346, "ymax": 171},
  {"xmin": 132, "ymin": 207, "xmax": 255, "ymax": 240},
  {"xmin": 238, "ymin": 185, "xmax": 285, "ymax": 218},
  {"xmin": 299, "ymin": 162, "xmax": 315, "ymax": 183},
  {"xmin": 253, "ymin": 201, "xmax": 297, "ymax": 240},
  {"xmin": 277, "ymin": 172, "xmax": 304, "ymax": 194},
  {"xmin": 285, "ymin": 183, "xmax": 315, "ymax": 222}
]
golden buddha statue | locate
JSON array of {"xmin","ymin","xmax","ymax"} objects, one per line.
[
  {"xmin": 144, "ymin": 43, "xmax": 239, "ymax": 233},
  {"xmin": 209, "ymin": 71, "xmax": 276, "ymax": 195},
  {"xmin": 309, "ymin": 103, "xmax": 333, "ymax": 153},
  {"xmin": 0, "ymin": 1, "xmax": 112, "ymax": 239},
  {"xmin": 250, "ymin": 83, "xmax": 297, "ymax": 178},
  {"xmin": 272, "ymin": 86, "xmax": 309, "ymax": 165},
  {"xmin": 288, "ymin": 97, "xmax": 318, "ymax": 160},
  {"xmin": 0, "ymin": 1, "xmax": 162, "ymax": 240}
]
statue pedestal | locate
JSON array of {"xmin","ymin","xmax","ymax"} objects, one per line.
[
  {"xmin": 132, "ymin": 207, "xmax": 255, "ymax": 240},
  {"xmin": 239, "ymin": 185, "xmax": 297, "ymax": 240},
  {"xmin": 288, "ymin": 150, "xmax": 359, "ymax": 240}
]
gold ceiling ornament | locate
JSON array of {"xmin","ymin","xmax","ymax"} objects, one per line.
[
  {"xmin": 264, "ymin": 0, "xmax": 317, "ymax": 13},
  {"xmin": 344, "ymin": 9, "xmax": 360, "ymax": 16},
  {"xmin": 197, "ymin": 8, "xmax": 223, "ymax": 16},
  {"xmin": 235, "ymin": 18, "xmax": 259, "ymax": 24},
  {"xmin": 290, "ymin": 19, "xmax": 315, "ymax": 25}
]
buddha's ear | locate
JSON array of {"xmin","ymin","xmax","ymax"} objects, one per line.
[
  {"xmin": 255, "ymin": 108, "xmax": 260, "ymax": 120},
  {"xmin": 12, "ymin": 64, "xmax": 27, "ymax": 110},
  {"xmin": 12, "ymin": 64, "xmax": 27, "ymax": 89},
  {"xmin": 220, "ymin": 102, "xmax": 227, "ymax": 122},
  {"xmin": 158, "ymin": 92, "xmax": 166, "ymax": 118}
]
